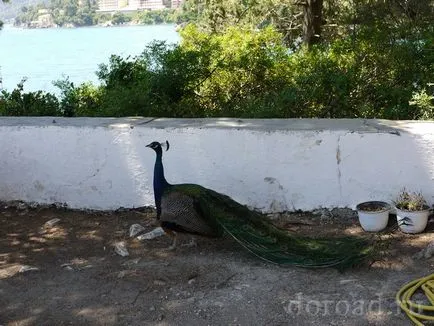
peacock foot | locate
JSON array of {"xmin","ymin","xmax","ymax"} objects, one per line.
[
  {"xmin": 166, "ymin": 236, "xmax": 177, "ymax": 251},
  {"xmin": 181, "ymin": 238, "xmax": 197, "ymax": 248}
]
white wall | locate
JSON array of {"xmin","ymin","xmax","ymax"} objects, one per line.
[{"xmin": 0, "ymin": 118, "xmax": 432, "ymax": 212}]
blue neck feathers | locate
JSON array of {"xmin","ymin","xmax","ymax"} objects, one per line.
[{"xmin": 153, "ymin": 149, "xmax": 170, "ymax": 218}]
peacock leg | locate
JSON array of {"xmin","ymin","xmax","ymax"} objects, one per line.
[
  {"xmin": 163, "ymin": 228, "xmax": 177, "ymax": 250},
  {"xmin": 181, "ymin": 237, "xmax": 197, "ymax": 248},
  {"xmin": 168, "ymin": 235, "xmax": 177, "ymax": 251}
]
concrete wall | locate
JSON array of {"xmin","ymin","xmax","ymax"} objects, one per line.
[{"xmin": 0, "ymin": 117, "xmax": 433, "ymax": 212}]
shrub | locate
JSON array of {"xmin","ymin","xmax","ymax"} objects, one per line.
[
  {"xmin": 0, "ymin": 79, "xmax": 60, "ymax": 116},
  {"xmin": 1, "ymin": 24, "xmax": 432, "ymax": 119},
  {"xmin": 54, "ymin": 78, "xmax": 102, "ymax": 117},
  {"xmin": 410, "ymin": 87, "xmax": 434, "ymax": 120}
]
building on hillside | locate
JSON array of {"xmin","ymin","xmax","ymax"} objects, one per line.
[
  {"xmin": 97, "ymin": 0, "xmax": 119, "ymax": 11},
  {"xmin": 97, "ymin": 0, "xmax": 171, "ymax": 12},
  {"xmin": 136, "ymin": 0, "xmax": 165, "ymax": 10},
  {"xmin": 171, "ymin": 0, "xmax": 182, "ymax": 8}
]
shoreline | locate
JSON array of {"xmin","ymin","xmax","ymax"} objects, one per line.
[{"xmin": 6, "ymin": 21, "xmax": 179, "ymax": 30}]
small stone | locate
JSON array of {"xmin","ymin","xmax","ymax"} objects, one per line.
[
  {"xmin": 17, "ymin": 202, "xmax": 27, "ymax": 210},
  {"xmin": 44, "ymin": 218, "xmax": 61, "ymax": 227},
  {"xmin": 150, "ymin": 305, "xmax": 156, "ymax": 311},
  {"xmin": 137, "ymin": 227, "xmax": 165, "ymax": 240},
  {"xmin": 154, "ymin": 279, "xmax": 166, "ymax": 286},
  {"xmin": 122, "ymin": 258, "xmax": 141, "ymax": 266},
  {"xmin": 414, "ymin": 241, "xmax": 434, "ymax": 260},
  {"xmin": 29, "ymin": 202, "xmax": 39, "ymax": 209},
  {"xmin": 114, "ymin": 242, "xmax": 129, "ymax": 257},
  {"xmin": 129, "ymin": 224, "xmax": 146, "ymax": 238},
  {"xmin": 188, "ymin": 278, "xmax": 196, "ymax": 285},
  {"xmin": 19, "ymin": 265, "xmax": 39, "ymax": 273}
]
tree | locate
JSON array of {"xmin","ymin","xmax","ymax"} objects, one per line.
[
  {"xmin": 180, "ymin": 0, "xmax": 326, "ymax": 48},
  {"xmin": 299, "ymin": 0, "xmax": 324, "ymax": 48},
  {"xmin": 0, "ymin": 0, "xmax": 9, "ymax": 29}
]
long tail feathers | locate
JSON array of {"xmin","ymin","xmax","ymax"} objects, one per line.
[
  {"xmin": 215, "ymin": 210, "xmax": 374, "ymax": 270},
  {"xmin": 196, "ymin": 187, "xmax": 375, "ymax": 270}
]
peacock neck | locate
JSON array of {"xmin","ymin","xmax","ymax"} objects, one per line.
[{"xmin": 153, "ymin": 150, "xmax": 170, "ymax": 217}]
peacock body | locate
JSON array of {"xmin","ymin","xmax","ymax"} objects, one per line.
[{"xmin": 146, "ymin": 141, "xmax": 373, "ymax": 270}]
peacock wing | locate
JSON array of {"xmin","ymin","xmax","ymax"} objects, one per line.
[{"xmin": 160, "ymin": 184, "xmax": 223, "ymax": 237}]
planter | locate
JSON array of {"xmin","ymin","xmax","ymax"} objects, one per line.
[
  {"xmin": 395, "ymin": 207, "xmax": 430, "ymax": 234},
  {"xmin": 356, "ymin": 201, "xmax": 391, "ymax": 232}
]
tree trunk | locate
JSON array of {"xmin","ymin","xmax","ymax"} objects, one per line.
[{"xmin": 302, "ymin": 0, "xmax": 324, "ymax": 48}]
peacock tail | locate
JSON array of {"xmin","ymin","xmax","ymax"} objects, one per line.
[
  {"xmin": 163, "ymin": 184, "xmax": 373, "ymax": 270},
  {"xmin": 147, "ymin": 140, "xmax": 375, "ymax": 270}
]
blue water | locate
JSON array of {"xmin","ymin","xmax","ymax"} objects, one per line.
[{"xmin": 0, "ymin": 24, "xmax": 180, "ymax": 93}]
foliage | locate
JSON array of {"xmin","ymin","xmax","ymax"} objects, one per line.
[
  {"xmin": 3, "ymin": 0, "xmax": 434, "ymax": 119},
  {"xmin": 110, "ymin": 12, "xmax": 131, "ymax": 25},
  {"xmin": 2, "ymin": 21, "xmax": 434, "ymax": 119},
  {"xmin": 134, "ymin": 9, "xmax": 180, "ymax": 25},
  {"xmin": 180, "ymin": 0, "xmax": 434, "ymax": 49},
  {"xmin": 14, "ymin": 0, "xmax": 180, "ymax": 27},
  {"xmin": 0, "ymin": 0, "xmax": 9, "ymax": 29},
  {"xmin": 409, "ymin": 86, "xmax": 434, "ymax": 120},
  {"xmin": 94, "ymin": 40, "xmax": 209, "ymax": 117},
  {"xmin": 54, "ymin": 77, "xmax": 102, "ymax": 116},
  {"xmin": 178, "ymin": 24, "xmax": 291, "ymax": 117},
  {"xmin": 394, "ymin": 189, "xmax": 429, "ymax": 211},
  {"xmin": 280, "ymin": 23, "xmax": 434, "ymax": 119},
  {"xmin": 0, "ymin": 79, "xmax": 60, "ymax": 116},
  {"xmin": 15, "ymin": 0, "xmax": 99, "ymax": 27}
]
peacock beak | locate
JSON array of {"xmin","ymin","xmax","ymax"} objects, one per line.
[{"xmin": 145, "ymin": 143, "xmax": 152, "ymax": 148}]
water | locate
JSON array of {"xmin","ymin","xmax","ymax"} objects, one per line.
[{"xmin": 0, "ymin": 24, "xmax": 180, "ymax": 93}]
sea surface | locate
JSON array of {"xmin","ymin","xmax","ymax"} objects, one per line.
[{"xmin": 0, "ymin": 24, "xmax": 180, "ymax": 93}]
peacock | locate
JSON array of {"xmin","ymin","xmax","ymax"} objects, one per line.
[{"xmin": 146, "ymin": 140, "xmax": 374, "ymax": 269}]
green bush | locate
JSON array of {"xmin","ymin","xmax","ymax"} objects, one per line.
[
  {"xmin": 54, "ymin": 78, "xmax": 102, "ymax": 116},
  {"xmin": 134, "ymin": 9, "xmax": 178, "ymax": 24},
  {"xmin": 94, "ymin": 40, "xmax": 211, "ymax": 117},
  {"xmin": 111, "ymin": 12, "xmax": 132, "ymax": 25},
  {"xmin": 178, "ymin": 24, "xmax": 291, "ymax": 117},
  {"xmin": 410, "ymin": 87, "xmax": 434, "ymax": 120},
  {"xmin": 0, "ymin": 79, "xmax": 60, "ymax": 116}
]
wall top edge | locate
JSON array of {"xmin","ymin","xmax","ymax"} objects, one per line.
[{"xmin": 0, "ymin": 117, "xmax": 432, "ymax": 134}]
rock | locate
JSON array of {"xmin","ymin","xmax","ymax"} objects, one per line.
[
  {"xmin": 17, "ymin": 202, "xmax": 27, "ymax": 210},
  {"xmin": 122, "ymin": 258, "xmax": 141, "ymax": 266},
  {"xmin": 153, "ymin": 279, "xmax": 166, "ymax": 286},
  {"xmin": 413, "ymin": 241, "xmax": 434, "ymax": 260},
  {"xmin": 114, "ymin": 242, "xmax": 129, "ymax": 257},
  {"xmin": 188, "ymin": 278, "xmax": 196, "ymax": 285},
  {"xmin": 19, "ymin": 265, "xmax": 39, "ymax": 273},
  {"xmin": 44, "ymin": 218, "xmax": 61, "ymax": 227},
  {"xmin": 61, "ymin": 263, "xmax": 74, "ymax": 271},
  {"xmin": 129, "ymin": 224, "xmax": 146, "ymax": 237},
  {"xmin": 137, "ymin": 227, "xmax": 165, "ymax": 240}
]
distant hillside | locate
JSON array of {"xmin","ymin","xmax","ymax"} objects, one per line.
[{"xmin": 0, "ymin": 0, "xmax": 47, "ymax": 20}]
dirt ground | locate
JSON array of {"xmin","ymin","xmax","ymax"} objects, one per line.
[{"xmin": 0, "ymin": 202, "xmax": 433, "ymax": 326}]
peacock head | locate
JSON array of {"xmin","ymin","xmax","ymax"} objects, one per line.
[{"xmin": 146, "ymin": 140, "xmax": 170, "ymax": 153}]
